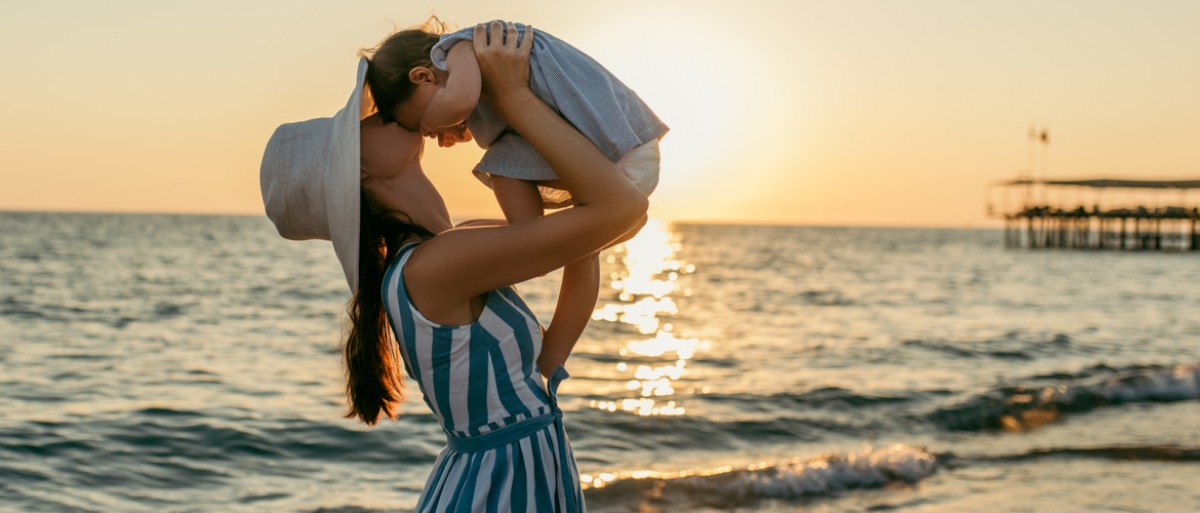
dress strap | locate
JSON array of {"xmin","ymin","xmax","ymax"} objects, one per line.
[
  {"xmin": 546, "ymin": 364, "xmax": 571, "ymax": 412},
  {"xmin": 546, "ymin": 364, "xmax": 581, "ymax": 511},
  {"xmin": 397, "ymin": 241, "xmax": 421, "ymax": 258}
]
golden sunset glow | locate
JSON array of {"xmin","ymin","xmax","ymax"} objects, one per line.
[
  {"xmin": 3, "ymin": 1, "xmax": 1199, "ymax": 226},
  {"xmin": 588, "ymin": 220, "xmax": 706, "ymax": 417}
]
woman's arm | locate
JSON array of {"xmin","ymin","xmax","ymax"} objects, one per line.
[
  {"xmin": 420, "ymin": 41, "xmax": 481, "ymax": 134},
  {"xmin": 405, "ymin": 22, "xmax": 647, "ymax": 318},
  {"xmin": 453, "ymin": 218, "xmax": 507, "ymax": 229}
]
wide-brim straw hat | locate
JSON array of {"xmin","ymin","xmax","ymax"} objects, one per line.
[{"xmin": 260, "ymin": 57, "xmax": 371, "ymax": 293}]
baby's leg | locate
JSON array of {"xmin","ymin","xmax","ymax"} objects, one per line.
[
  {"xmin": 491, "ymin": 175, "xmax": 545, "ymax": 224},
  {"xmin": 489, "ymin": 176, "xmax": 601, "ymax": 364}
]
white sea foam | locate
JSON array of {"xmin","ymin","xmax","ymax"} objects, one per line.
[
  {"xmin": 678, "ymin": 444, "xmax": 936, "ymax": 498},
  {"xmin": 1102, "ymin": 363, "xmax": 1200, "ymax": 402},
  {"xmin": 584, "ymin": 444, "xmax": 937, "ymax": 507},
  {"xmin": 933, "ymin": 363, "xmax": 1200, "ymax": 431}
]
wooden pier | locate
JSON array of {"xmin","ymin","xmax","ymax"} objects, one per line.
[{"xmin": 990, "ymin": 179, "xmax": 1200, "ymax": 251}]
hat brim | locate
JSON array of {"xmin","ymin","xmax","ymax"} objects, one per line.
[
  {"xmin": 321, "ymin": 58, "xmax": 367, "ymax": 294},
  {"xmin": 260, "ymin": 58, "xmax": 370, "ymax": 294},
  {"xmin": 328, "ymin": 58, "xmax": 369, "ymax": 293}
]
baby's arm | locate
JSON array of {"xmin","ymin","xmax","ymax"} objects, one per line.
[
  {"xmin": 421, "ymin": 41, "xmax": 482, "ymax": 134},
  {"xmin": 538, "ymin": 217, "xmax": 648, "ymax": 374}
]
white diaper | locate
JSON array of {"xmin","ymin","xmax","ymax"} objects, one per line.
[
  {"xmin": 534, "ymin": 139, "xmax": 661, "ymax": 209},
  {"xmin": 618, "ymin": 139, "xmax": 661, "ymax": 197}
]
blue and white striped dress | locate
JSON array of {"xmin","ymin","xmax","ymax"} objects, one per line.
[{"xmin": 381, "ymin": 242, "xmax": 586, "ymax": 512}]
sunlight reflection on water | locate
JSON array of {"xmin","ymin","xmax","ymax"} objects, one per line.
[{"xmin": 589, "ymin": 219, "xmax": 706, "ymax": 417}]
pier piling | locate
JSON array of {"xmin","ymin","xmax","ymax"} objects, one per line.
[{"xmin": 991, "ymin": 178, "xmax": 1200, "ymax": 252}]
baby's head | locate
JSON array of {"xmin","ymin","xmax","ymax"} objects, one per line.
[{"xmin": 360, "ymin": 17, "xmax": 447, "ymax": 131}]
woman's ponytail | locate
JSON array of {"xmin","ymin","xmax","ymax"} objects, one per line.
[{"xmin": 343, "ymin": 196, "xmax": 433, "ymax": 425}]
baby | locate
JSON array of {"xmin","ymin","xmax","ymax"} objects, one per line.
[{"xmin": 362, "ymin": 18, "xmax": 667, "ymax": 216}]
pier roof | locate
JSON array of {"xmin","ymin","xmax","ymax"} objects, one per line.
[{"xmin": 1001, "ymin": 178, "xmax": 1200, "ymax": 189}]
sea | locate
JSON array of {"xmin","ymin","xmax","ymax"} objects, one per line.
[{"xmin": 2, "ymin": 211, "xmax": 1198, "ymax": 513}]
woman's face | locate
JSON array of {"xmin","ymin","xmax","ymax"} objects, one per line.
[{"xmin": 360, "ymin": 116, "xmax": 452, "ymax": 234}]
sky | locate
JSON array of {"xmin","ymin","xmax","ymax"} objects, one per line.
[{"xmin": 2, "ymin": 0, "xmax": 1198, "ymax": 227}]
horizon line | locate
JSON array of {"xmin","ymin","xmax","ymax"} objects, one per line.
[{"xmin": 0, "ymin": 207, "xmax": 1003, "ymax": 230}]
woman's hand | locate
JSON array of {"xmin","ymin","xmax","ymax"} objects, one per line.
[{"xmin": 473, "ymin": 21, "xmax": 533, "ymax": 107}]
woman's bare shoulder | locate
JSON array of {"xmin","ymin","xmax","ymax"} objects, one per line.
[{"xmin": 401, "ymin": 229, "xmax": 492, "ymax": 324}]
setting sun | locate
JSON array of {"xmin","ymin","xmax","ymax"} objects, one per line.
[{"xmin": 1, "ymin": 0, "xmax": 1197, "ymax": 226}]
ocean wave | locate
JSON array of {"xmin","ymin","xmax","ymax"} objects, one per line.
[
  {"xmin": 567, "ymin": 386, "xmax": 940, "ymax": 454},
  {"xmin": 902, "ymin": 332, "xmax": 1071, "ymax": 361},
  {"xmin": 578, "ymin": 385, "xmax": 927, "ymax": 417},
  {"xmin": 0, "ymin": 411, "xmax": 440, "ymax": 468},
  {"xmin": 307, "ymin": 507, "xmax": 407, "ymax": 513},
  {"xmin": 967, "ymin": 444, "xmax": 1200, "ymax": 463},
  {"xmin": 583, "ymin": 444, "xmax": 937, "ymax": 510},
  {"xmin": 570, "ymin": 410, "xmax": 861, "ymax": 453},
  {"xmin": 929, "ymin": 363, "xmax": 1200, "ymax": 432},
  {"xmin": 795, "ymin": 289, "xmax": 854, "ymax": 307},
  {"xmin": 699, "ymin": 387, "xmax": 920, "ymax": 411},
  {"xmin": 583, "ymin": 441, "xmax": 1200, "ymax": 512}
]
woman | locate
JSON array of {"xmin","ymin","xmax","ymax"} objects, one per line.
[{"xmin": 261, "ymin": 22, "xmax": 647, "ymax": 511}]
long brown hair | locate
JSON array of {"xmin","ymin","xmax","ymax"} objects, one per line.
[
  {"xmin": 359, "ymin": 17, "xmax": 446, "ymax": 124},
  {"xmin": 344, "ymin": 194, "xmax": 434, "ymax": 425}
]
